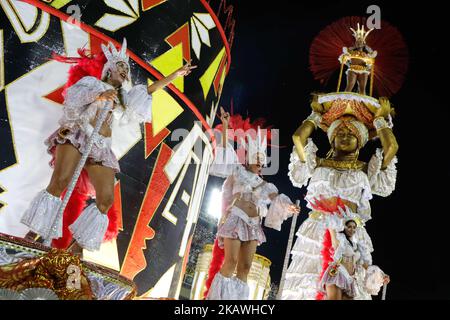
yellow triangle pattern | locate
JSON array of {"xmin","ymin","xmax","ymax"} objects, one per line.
[
  {"xmin": 199, "ymin": 47, "xmax": 226, "ymax": 100},
  {"xmin": 150, "ymin": 44, "xmax": 184, "ymax": 92},
  {"xmin": 50, "ymin": 0, "xmax": 75, "ymax": 9},
  {"xmin": 148, "ymin": 79, "xmax": 184, "ymax": 136}
]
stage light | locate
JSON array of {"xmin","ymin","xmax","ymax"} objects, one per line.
[{"xmin": 207, "ymin": 188, "xmax": 222, "ymax": 220}]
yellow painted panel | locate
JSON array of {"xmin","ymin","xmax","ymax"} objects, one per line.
[
  {"xmin": 148, "ymin": 79, "xmax": 183, "ymax": 136},
  {"xmin": 150, "ymin": 44, "xmax": 184, "ymax": 92},
  {"xmin": 199, "ymin": 47, "xmax": 225, "ymax": 100}
]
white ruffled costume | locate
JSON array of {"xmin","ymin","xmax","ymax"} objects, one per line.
[
  {"xmin": 318, "ymin": 231, "xmax": 385, "ymax": 299},
  {"xmin": 281, "ymin": 138, "xmax": 397, "ymax": 300},
  {"xmin": 206, "ymin": 138, "xmax": 296, "ymax": 300},
  {"xmin": 21, "ymin": 39, "xmax": 152, "ymax": 251}
]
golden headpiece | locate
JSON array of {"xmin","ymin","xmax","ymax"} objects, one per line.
[{"xmin": 350, "ymin": 23, "xmax": 374, "ymax": 43}]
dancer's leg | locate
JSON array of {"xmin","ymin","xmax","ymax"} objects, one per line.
[
  {"xmin": 68, "ymin": 163, "xmax": 114, "ymax": 252},
  {"xmin": 47, "ymin": 143, "xmax": 81, "ymax": 197},
  {"xmin": 236, "ymin": 240, "xmax": 258, "ymax": 282},
  {"xmin": 220, "ymin": 238, "xmax": 241, "ymax": 277},
  {"xmin": 85, "ymin": 163, "xmax": 115, "ymax": 213},
  {"xmin": 24, "ymin": 143, "xmax": 80, "ymax": 241},
  {"xmin": 326, "ymin": 284, "xmax": 343, "ymax": 300},
  {"xmin": 345, "ymin": 71, "xmax": 357, "ymax": 92},
  {"xmin": 357, "ymin": 73, "xmax": 369, "ymax": 95}
]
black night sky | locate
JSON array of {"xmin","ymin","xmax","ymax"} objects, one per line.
[{"xmin": 211, "ymin": 0, "xmax": 449, "ymax": 299}]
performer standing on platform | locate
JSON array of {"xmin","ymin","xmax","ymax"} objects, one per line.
[
  {"xmin": 20, "ymin": 38, "xmax": 196, "ymax": 252},
  {"xmin": 205, "ymin": 108, "xmax": 300, "ymax": 300},
  {"xmin": 281, "ymin": 96, "xmax": 398, "ymax": 300},
  {"xmin": 339, "ymin": 23, "xmax": 377, "ymax": 94}
]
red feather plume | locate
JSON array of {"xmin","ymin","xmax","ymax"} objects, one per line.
[
  {"xmin": 316, "ymin": 229, "xmax": 334, "ymax": 300},
  {"xmin": 203, "ymin": 238, "xmax": 225, "ymax": 299},
  {"xmin": 309, "ymin": 16, "xmax": 409, "ymax": 97}
]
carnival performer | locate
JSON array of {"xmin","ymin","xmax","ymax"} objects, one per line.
[
  {"xmin": 205, "ymin": 107, "xmax": 300, "ymax": 300},
  {"xmin": 280, "ymin": 96, "xmax": 398, "ymax": 300},
  {"xmin": 339, "ymin": 23, "xmax": 377, "ymax": 94},
  {"xmin": 319, "ymin": 219, "xmax": 389, "ymax": 300},
  {"xmin": 20, "ymin": 38, "xmax": 196, "ymax": 252}
]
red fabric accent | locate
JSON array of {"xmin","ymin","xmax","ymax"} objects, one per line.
[
  {"xmin": 203, "ymin": 238, "xmax": 225, "ymax": 299},
  {"xmin": 309, "ymin": 196, "xmax": 346, "ymax": 215},
  {"xmin": 309, "ymin": 16, "xmax": 409, "ymax": 97},
  {"xmin": 316, "ymin": 229, "xmax": 334, "ymax": 300}
]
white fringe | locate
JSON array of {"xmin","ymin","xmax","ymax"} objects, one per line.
[
  {"xmin": 69, "ymin": 203, "xmax": 108, "ymax": 251},
  {"xmin": 20, "ymin": 190, "xmax": 63, "ymax": 240},
  {"xmin": 206, "ymin": 273, "xmax": 250, "ymax": 300}
]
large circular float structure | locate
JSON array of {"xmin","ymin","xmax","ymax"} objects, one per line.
[{"xmin": 0, "ymin": 0, "xmax": 234, "ymax": 299}]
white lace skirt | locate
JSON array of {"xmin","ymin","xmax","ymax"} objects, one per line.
[
  {"xmin": 217, "ymin": 206, "xmax": 266, "ymax": 248},
  {"xmin": 45, "ymin": 126, "xmax": 120, "ymax": 172},
  {"xmin": 319, "ymin": 263, "xmax": 356, "ymax": 298}
]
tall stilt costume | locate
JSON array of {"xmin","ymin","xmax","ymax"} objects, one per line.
[
  {"xmin": 281, "ymin": 17, "xmax": 407, "ymax": 300},
  {"xmin": 204, "ymin": 113, "xmax": 298, "ymax": 300},
  {"xmin": 20, "ymin": 39, "xmax": 153, "ymax": 251}
]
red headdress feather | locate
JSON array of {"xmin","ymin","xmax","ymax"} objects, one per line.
[{"xmin": 309, "ymin": 16, "xmax": 409, "ymax": 97}]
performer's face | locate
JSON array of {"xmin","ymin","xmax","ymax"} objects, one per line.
[
  {"xmin": 334, "ymin": 127, "xmax": 358, "ymax": 153},
  {"xmin": 344, "ymin": 221, "xmax": 357, "ymax": 237},
  {"xmin": 355, "ymin": 39, "xmax": 364, "ymax": 48},
  {"xmin": 109, "ymin": 61, "xmax": 129, "ymax": 85},
  {"xmin": 248, "ymin": 162, "xmax": 263, "ymax": 175}
]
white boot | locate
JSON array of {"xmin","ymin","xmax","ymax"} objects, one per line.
[
  {"xmin": 69, "ymin": 203, "xmax": 109, "ymax": 251},
  {"xmin": 206, "ymin": 273, "xmax": 250, "ymax": 300},
  {"xmin": 21, "ymin": 190, "xmax": 63, "ymax": 241}
]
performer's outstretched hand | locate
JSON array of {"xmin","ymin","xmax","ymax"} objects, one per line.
[
  {"xmin": 147, "ymin": 60, "xmax": 197, "ymax": 94},
  {"xmin": 97, "ymin": 89, "xmax": 118, "ymax": 102},
  {"xmin": 383, "ymin": 274, "xmax": 390, "ymax": 285},
  {"xmin": 219, "ymin": 106, "xmax": 230, "ymax": 126},
  {"xmin": 288, "ymin": 204, "xmax": 301, "ymax": 215},
  {"xmin": 175, "ymin": 60, "xmax": 197, "ymax": 77}
]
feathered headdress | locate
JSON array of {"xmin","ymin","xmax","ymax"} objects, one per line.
[{"xmin": 101, "ymin": 38, "xmax": 130, "ymax": 81}]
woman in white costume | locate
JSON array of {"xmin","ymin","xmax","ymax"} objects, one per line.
[
  {"xmin": 319, "ymin": 219, "xmax": 389, "ymax": 300},
  {"xmin": 281, "ymin": 97, "xmax": 398, "ymax": 300},
  {"xmin": 20, "ymin": 38, "xmax": 196, "ymax": 252},
  {"xmin": 206, "ymin": 108, "xmax": 300, "ymax": 300}
]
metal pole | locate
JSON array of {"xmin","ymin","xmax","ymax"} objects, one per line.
[
  {"xmin": 381, "ymin": 283, "xmax": 387, "ymax": 300},
  {"xmin": 43, "ymin": 101, "xmax": 113, "ymax": 246},
  {"xmin": 276, "ymin": 199, "xmax": 300, "ymax": 300}
]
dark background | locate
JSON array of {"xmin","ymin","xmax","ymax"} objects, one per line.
[{"xmin": 214, "ymin": 0, "xmax": 449, "ymax": 299}]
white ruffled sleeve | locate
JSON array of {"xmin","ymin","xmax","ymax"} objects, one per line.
[
  {"xmin": 368, "ymin": 148, "xmax": 398, "ymax": 197},
  {"xmin": 264, "ymin": 193, "xmax": 294, "ymax": 231},
  {"xmin": 333, "ymin": 233, "xmax": 347, "ymax": 262},
  {"xmin": 63, "ymin": 76, "xmax": 105, "ymax": 120},
  {"xmin": 364, "ymin": 265, "xmax": 386, "ymax": 295},
  {"xmin": 117, "ymin": 84, "xmax": 152, "ymax": 124},
  {"xmin": 209, "ymin": 142, "xmax": 240, "ymax": 178},
  {"xmin": 357, "ymin": 240, "xmax": 373, "ymax": 266},
  {"xmin": 219, "ymin": 175, "xmax": 234, "ymax": 226},
  {"xmin": 288, "ymin": 138, "xmax": 318, "ymax": 188},
  {"xmin": 338, "ymin": 47, "xmax": 349, "ymax": 64}
]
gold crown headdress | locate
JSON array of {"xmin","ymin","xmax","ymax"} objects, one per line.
[{"xmin": 350, "ymin": 23, "xmax": 374, "ymax": 43}]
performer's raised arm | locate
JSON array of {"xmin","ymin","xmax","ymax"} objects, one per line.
[
  {"xmin": 292, "ymin": 95, "xmax": 322, "ymax": 162},
  {"xmin": 373, "ymin": 97, "xmax": 399, "ymax": 169},
  {"xmin": 146, "ymin": 61, "xmax": 197, "ymax": 94}
]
